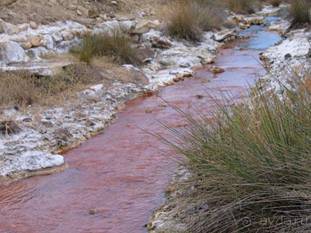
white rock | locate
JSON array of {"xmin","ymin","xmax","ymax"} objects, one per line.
[
  {"xmin": 263, "ymin": 33, "xmax": 310, "ymax": 62},
  {"xmin": 268, "ymin": 20, "xmax": 291, "ymax": 35},
  {"xmin": 212, "ymin": 29, "xmax": 237, "ymax": 42},
  {"xmin": 119, "ymin": 20, "xmax": 137, "ymax": 33},
  {"xmin": 42, "ymin": 35, "xmax": 55, "ymax": 50},
  {"xmin": 142, "ymin": 29, "xmax": 163, "ymax": 42},
  {"xmin": 0, "ymin": 41, "xmax": 28, "ymax": 64},
  {"xmin": 0, "ymin": 151, "xmax": 64, "ymax": 176},
  {"xmin": 27, "ymin": 47, "xmax": 49, "ymax": 59},
  {"xmin": 52, "ymin": 32, "xmax": 64, "ymax": 43},
  {"xmin": 94, "ymin": 20, "xmax": 120, "ymax": 35},
  {"xmin": 80, "ymin": 84, "xmax": 105, "ymax": 99},
  {"xmin": 133, "ymin": 20, "xmax": 161, "ymax": 34},
  {"xmin": 61, "ymin": 31, "xmax": 74, "ymax": 41},
  {"xmin": 30, "ymin": 21, "xmax": 38, "ymax": 29}
]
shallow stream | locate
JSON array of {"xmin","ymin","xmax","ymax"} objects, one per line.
[{"xmin": 0, "ymin": 22, "xmax": 281, "ymax": 233}]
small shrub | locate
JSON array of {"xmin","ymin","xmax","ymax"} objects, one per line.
[
  {"xmin": 166, "ymin": 1, "xmax": 224, "ymax": 42},
  {"xmin": 0, "ymin": 72, "xmax": 39, "ymax": 106},
  {"xmin": 290, "ymin": 0, "xmax": 311, "ymax": 26},
  {"xmin": 166, "ymin": 1, "xmax": 202, "ymax": 42},
  {"xmin": 0, "ymin": 64, "xmax": 103, "ymax": 107},
  {"xmin": 73, "ymin": 31, "xmax": 141, "ymax": 65},
  {"xmin": 227, "ymin": 0, "xmax": 258, "ymax": 14},
  {"xmin": 169, "ymin": 72, "xmax": 311, "ymax": 233}
]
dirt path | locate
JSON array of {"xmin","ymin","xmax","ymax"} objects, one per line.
[{"xmin": 0, "ymin": 23, "xmax": 281, "ymax": 233}]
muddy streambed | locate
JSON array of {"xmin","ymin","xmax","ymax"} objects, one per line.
[{"xmin": 0, "ymin": 23, "xmax": 281, "ymax": 233}]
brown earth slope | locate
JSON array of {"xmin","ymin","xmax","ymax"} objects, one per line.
[{"xmin": 0, "ymin": 0, "xmax": 164, "ymax": 25}]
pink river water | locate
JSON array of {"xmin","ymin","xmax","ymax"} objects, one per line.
[{"xmin": 0, "ymin": 25, "xmax": 281, "ymax": 233}]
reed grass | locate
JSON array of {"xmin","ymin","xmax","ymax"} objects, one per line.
[
  {"xmin": 73, "ymin": 31, "xmax": 141, "ymax": 65},
  {"xmin": 168, "ymin": 72, "xmax": 311, "ymax": 232}
]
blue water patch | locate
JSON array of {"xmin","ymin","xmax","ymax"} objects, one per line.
[
  {"xmin": 264, "ymin": 16, "xmax": 281, "ymax": 26},
  {"xmin": 239, "ymin": 25, "xmax": 264, "ymax": 37},
  {"xmin": 238, "ymin": 25, "xmax": 282, "ymax": 51}
]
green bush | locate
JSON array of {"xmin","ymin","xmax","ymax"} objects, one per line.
[
  {"xmin": 73, "ymin": 31, "xmax": 141, "ymax": 65},
  {"xmin": 166, "ymin": 1, "xmax": 202, "ymax": 42},
  {"xmin": 290, "ymin": 0, "xmax": 311, "ymax": 26},
  {"xmin": 166, "ymin": 1, "xmax": 224, "ymax": 42},
  {"xmin": 169, "ymin": 72, "xmax": 311, "ymax": 233}
]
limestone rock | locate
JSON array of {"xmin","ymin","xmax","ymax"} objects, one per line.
[
  {"xmin": 61, "ymin": 31, "xmax": 74, "ymax": 41},
  {"xmin": 0, "ymin": 151, "xmax": 65, "ymax": 177},
  {"xmin": 132, "ymin": 20, "xmax": 161, "ymax": 34},
  {"xmin": 243, "ymin": 16, "xmax": 264, "ymax": 25},
  {"xmin": 262, "ymin": 33, "xmax": 310, "ymax": 63},
  {"xmin": 0, "ymin": 41, "xmax": 28, "ymax": 64},
  {"xmin": 151, "ymin": 37, "xmax": 172, "ymax": 49},
  {"xmin": 268, "ymin": 20, "xmax": 291, "ymax": 35},
  {"xmin": 93, "ymin": 20, "xmax": 135, "ymax": 35},
  {"xmin": 212, "ymin": 29, "xmax": 237, "ymax": 42},
  {"xmin": 30, "ymin": 21, "xmax": 38, "ymax": 29}
]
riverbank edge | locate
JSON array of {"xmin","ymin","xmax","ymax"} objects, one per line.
[
  {"xmin": 147, "ymin": 11, "xmax": 311, "ymax": 233},
  {"xmin": 0, "ymin": 5, "xmax": 289, "ymax": 180},
  {"xmin": 0, "ymin": 11, "xmax": 228, "ymax": 180}
]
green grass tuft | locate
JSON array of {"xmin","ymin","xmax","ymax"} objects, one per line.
[
  {"xmin": 169, "ymin": 72, "xmax": 311, "ymax": 233},
  {"xmin": 73, "ymin": 31, "xmax": 141, "ymax": 65},
  {"xmin": 290, "ymin": 0, "xmax": 311, "ymax": 26},
  {"xmin": 166, "ymin": 0, "xmax": 224, "ymax": 42}
]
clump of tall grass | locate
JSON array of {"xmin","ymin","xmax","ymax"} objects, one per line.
[
  {"xmin": 227, "ymin": 0, "xmax": 258, "ymax": 14},
  {"xmin": 73, "ymin": 31, "xmax": 141, "ymax": 65},
  {"xmin": 169, "ymin": 72, "xmax": 311, "ymax": 233},
  {"xmin": 0, "ymin": 71, "xmax": 39, "ymax": 106},
  {"xmin": 290, "ymin": 0, "xmax": 311, "ymax": 26},
  {"xmin": 166, "ymin": 1, "xmax": 224, "ymax": 42}
]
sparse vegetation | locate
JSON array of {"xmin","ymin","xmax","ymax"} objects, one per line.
[
  {"xmin": 290, "ymin": 0, "xmax": 311, "ymax": 26},
  {"xmin": 166, "ymin": 0, "xmax": 224, "ymax": 42},
  {"xmin": 166, "ymin": 1, "xmax": 203, "ymax": 42},
  {"xmin": 227, "ymin": 0, "xmax": 258, "ymax": 14},
  {"xmin": 169, "ymin": 72, "xmax": 311, "ymax": 233},
  {"xmin": 73, "ymin": 31, "xmax": 141, "ymax": 65},
  {"xmin": 0, "ymin": 65, "xmax": 103, "ymax": 107}
]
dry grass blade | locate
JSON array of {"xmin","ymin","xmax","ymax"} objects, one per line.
[{"xmin": 0, "ymin": 64, "xmax": 104, "ymax": 107}]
